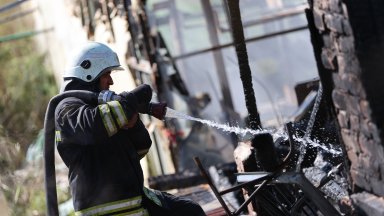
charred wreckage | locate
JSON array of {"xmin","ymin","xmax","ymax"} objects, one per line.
[{"xmin": 42, "ymin": 0, "xmax": 384, "ymax": 215}]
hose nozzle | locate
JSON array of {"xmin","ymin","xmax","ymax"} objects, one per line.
[{"xmin": 149, "ymin": 102, "xmax": 167, "ymax": 120}]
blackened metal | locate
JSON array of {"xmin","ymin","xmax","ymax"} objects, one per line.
[
  {"xmin": 194, "ymin": 157, "xmax": 233, "ymax": 216},
  {"xmin": 226, "ymin": 0, "xmax": 261, "ymax": 129},
  {"xmin": 218, "ymin": 173, "xmax": 272, "ymax": 195},
  {"xmin": 201, "ymin": 0, "xmax": 234, "ymax": 111},
  {"xmin": 196, "ymin": 122, "xmax": 340, "ymax": 215},
  {"xmin": 138, "ymin": 12, "xmax": 155, "ymax": 65},
  {"xmin": 233, "ymin": 179, "xmax": 269, "ymax": 216},
  {"xmin": 171, "ymin": 26, "xmax": 308, "ymax": 62},
  {"xmin": 275, "ymin": 172, "xmax": 341, "ymax": 216},
  {"xmin": 258, "ymin": 191, "xmax": 291, "ymax": 216},
  {"xmin": 201, "ymin": 0, "xmax": 239, "ymax": 147},
  {"xmin": 294, "ymin": 78, "xmax": 320, "ymax": 106},
  {"xmin": 123, "ymin": 0, "xmax": 140, "ymax": 61},
  {"xmin": 252, "ymin": 133, "xmax": 280, "ymax": 171},
  {"xmin": 148, "ymin": 173, "xmax": 206, "ymax": 191},
  {"xmin": 290, "ymin": 196, "xmax": 307, "ymax": 214},
  {"xmin": 158, "ymin": 32, "xmax": 190, "ymax": 96}
]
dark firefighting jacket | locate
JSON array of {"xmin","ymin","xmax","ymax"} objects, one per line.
[{"xmin": 54, "ymin": 96, "xmax": 152, "ymax": 215}]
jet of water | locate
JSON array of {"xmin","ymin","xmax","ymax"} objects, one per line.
[
  {"xmin": 296, "ymin": 84, "xmax": 324, "ymax": 172},
  {"xmin": 165, "ymin": 107, "xmax": 272, "ymax": 137},
  {"xmin": 164, "ymin": 106, "xmax": 342, "ymax": 156}
]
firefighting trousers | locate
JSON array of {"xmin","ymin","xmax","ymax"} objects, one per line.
[{"xmin": 142, "ymin": 188, "xmax": 206, "ymax": 216}]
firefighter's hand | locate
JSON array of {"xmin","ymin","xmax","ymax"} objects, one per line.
[
  {"xmin": 148, "ymin": 102, "xmax": 167, "ymax": 120},
  {"xmin": 97, "ymin": 90, "xmax": 139, "ymax": 126},
  {"xmin": 117, "ymin": 94, "xmax": 138, "ymax": 123},
  {"xmin": 130, "ymin": 84, "xmax": 153, "ymax": 104},
  {"xmin": 120, "ymin": 84, "xmax": 153, "ymax": 114}
]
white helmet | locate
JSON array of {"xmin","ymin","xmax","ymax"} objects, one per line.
[{"xmin": 64, "ymin": 42, "xmax": 124, "ymax": 82}]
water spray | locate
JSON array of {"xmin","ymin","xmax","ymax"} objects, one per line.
[
  {"xmin": 163, "ymin": 106, "xmax": 342, "ymax": 156},
  {"xmin": 296, "ymin": 84, "xmax": 324, "ymax": 171}
]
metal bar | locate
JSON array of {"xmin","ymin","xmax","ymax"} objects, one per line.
[
  {"xmin": 138, "ymin": 12, "xmax": 154, "ymax": 65},
  {"xmin": 172, "ymin": 26, "xmax": 308, "ymax": 61},
  {"xmin": 153, "ymin": 4, "xmax": 306, "ymax": 30},
  {"xmin": 275, "ymin": 172, "xmax": 341, "ymax": 215},
  {"xmin": 157, "ymin": 32, "xmax": 190, "ymax": 96},
  {"xmin": 233, "ymin": 179, "xmax": 269, "ymax": 216},
  {"xmin": 218, "ymin": 174, "xmax": 272, "ymax": 195},
  {"xmin": 201, "ymin": 0, "xmax": 239, "ymax": 147},
  {"xmin": 168, "ymin": 0, "xmax": 186, "ymax": 54},
  {"xmin": 194, "ymin": 157, "xmax": 233, "ymax": 216},
  {"xmin": 201, "ymin": 0, "xmax": 234, "ymax": 111},
  {"xmin": 0, "ymin": 0, "xmax": 28, "ymax": 13},
  {"xmin": 226, "ymin": 0, "xmax": 261, "ymax": 129},
  {"xmin": 219, "ymin": 4, "xmax": 308, "ymax": 32},
  {"xmin": 0, "ymin": 8, "xmax": 36, "ymax": 25},
  {"xmin": 0, "ymin": 28, "xmax": 53, "ymax": 43},
  {"xmin": 303, "ymin": 203, "xmax": 319, "ymax": 216},
  {"xmin": 259, "ymin": 190, "xmax": 291, "ymax": 216},
  {"xmin": 290, "ymin": 196, "xmax": 307, "ymax": 214},
  {"xmin": 273, "ymin": 185, "xmax": 294, "ymax": 207}
]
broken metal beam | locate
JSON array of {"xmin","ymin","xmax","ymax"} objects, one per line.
[
  {"xmin": 171, "ymin": 26, "xmax": 308, "ymax": 61},
  {"xmin": 219, "ymin": 4, "xmax": 308, "ymax": 32}
]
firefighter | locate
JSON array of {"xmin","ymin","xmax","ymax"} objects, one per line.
[{"xmin": 55, "ymin": 42, "xmax": 205, "ymax": 215}]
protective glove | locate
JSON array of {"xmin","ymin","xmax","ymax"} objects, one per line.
[
  {"xmin": 148, "ymin": 102, "xmax": 167, "ymax": 120},
  {"xmin": 118, "ymin": 85, "xmax": 167, "ymax": 120},
  {"xmin": 117, "ymin": 96, "xmax": 167, "ymax": 120},
  {"xmin": 98, "ymin": 90, "xmax": 138, "ymax": 120},
  {"xmin": 120, "ymin": 84, "xmax": 152, "ymax": 114},
  {"xmin": 131, "ymin": 84, "xmax": 153, "ymax": 104},
  {"xmin": 118, "ymin": 92, "xmax": 138, "ymax": 120}
]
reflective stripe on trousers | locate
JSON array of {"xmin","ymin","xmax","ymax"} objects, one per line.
[{"xmin": 75, "ymin": 196, "xmax": 148, "ymax": 216}]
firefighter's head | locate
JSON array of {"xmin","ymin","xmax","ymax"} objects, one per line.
[{"xmin": 61, "ymin": 42, "xmax": 123, "ymax": 92}]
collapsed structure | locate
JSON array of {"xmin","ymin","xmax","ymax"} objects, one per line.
[{"xmin": 33, "ymin": 0, "xmax": 384, "ymax": 215}]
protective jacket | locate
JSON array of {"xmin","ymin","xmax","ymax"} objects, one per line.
[{"xmin": 54, "ymin": 96, "xmax": 151, "ymax": 215}]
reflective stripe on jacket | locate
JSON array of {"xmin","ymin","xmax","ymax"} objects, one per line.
[
  {"xmin": 75, "ymin": 196, "xmax": 148, "ymax": 216},
  {"xmin": 98, "ymin": 101, "xmax": 129, "ymax": 136},
  {"xmin": 55, "ymin": 96, "xmax": 152, "ymax": 211}
]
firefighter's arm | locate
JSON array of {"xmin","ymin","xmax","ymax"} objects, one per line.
[
  {"xmin": 99, "ymin": 85, "xmax": 167, "ymax": 120},
  {"xmin": 55, "ymin": 97, "xmax": 115, "ymax": 145},
  {"xmin": 126, "ymin": 119, "xmax": 152, "ymax": 159},
  {"xmin": 98, "ymin": 88, "xmax": 152, "ymax": 158},
  {"xmin": 97, "ymin": 91, "xmax": 139, "ymax": 134},
  {"xmin": 56, "ymin": 95, "xmax": 139, "ymax": 145}
]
